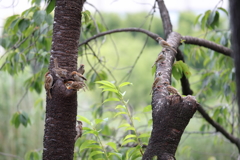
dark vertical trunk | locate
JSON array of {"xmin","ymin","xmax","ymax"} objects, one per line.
[
  {"xmin": 43, "ymin": 0, "xmax": 85, "ymax": 159},
  {"xmin": 229, "ymin": 0, "xmax": 240, "ymax": 131},
  {"xmin": 142, "ymin": 33, "xmax": 198, "ymax": 160}
]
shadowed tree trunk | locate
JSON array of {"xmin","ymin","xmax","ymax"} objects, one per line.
[
  {"xmin": 142, "ymin": 32, "xmax": 198, "ymax": 160},
  {"xmin": 229, "ymin": 0, "xmax": 240, "ymax": 133},
  {"xmin": 43, "ymin": 0, "xmax": 85, "ymax": 159}
]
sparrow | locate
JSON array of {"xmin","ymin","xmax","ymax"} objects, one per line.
[
  {"xmin": 152, "ymin": 52, "xmax": 166, "ymax": 68},
  {"xmin": 64, "ymin": 81, "xmax": 85, "ymax": 91},
  {"xmin": 164, "ymin": 82, "xmax": 181, "ymax": 96},
  {"xmin": 150, "ymin": 73, "xmax": 162, "ymax": 95},
  {"xmin": 77, "ymin": 64, "xmax": 85, "ymax": 75},
  {"xmin": 156, "ymin": 37, "xmax": 177, "ymax": 53},
  {"xmin": 44, "ymin": 72, "xmax": 53, "ymax": 99},
  {"xmin": 70, "ymin": 71, "xmax": 87, "ymax": 82},
  {"xmin": 52, "ymin": 58, "xmax": 68, "ymax": 79},
  {"xmin": 70, "ymin": 71, "xmax": 88, "ymax": 89},
  {"xmin": 75, "ymin": 120, "xmax": 83, "ymax": 141}
]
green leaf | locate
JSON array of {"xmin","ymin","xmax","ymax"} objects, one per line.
[
  {"xmin": 114, "ymin": 112, "xmax": 127, "ymax": 118},
  {"xmin": 96, "ymin": 80, "xmax": 116, "ymax": 88},
  {"xmin": 102, "ymin": 88, "xmax": 119, "ymax": 94},
  {"xmin": 125, "ymin": 126, "xmax": 136, "ymax": 131},
  {"xmin": 211, "ymin": 11, "xmax": 220, "ymax": 28},
  {"xmin": 133, "ymin": 116, "xmax": 140, "ymax": 121},
  {"xmin": 118, "ymin": 123, "xmax": 131, "ymax": 129},
  {"xmin": 107, "ymin": 142, "xmax": 118, "ymax": 152},
  {"xmin": 181, "ymin": 62, "xmax": 191, "ymax": 79},
  {"xmin": 11, "ymin": 112, "xmax": 20, "ymax": 128},
  {"xmin": 95, "ymin": 118, "xmax": 103, "ymax": 125},
  {"xmin": 148, "ymin": 119, "xmax": 153, "ymax": 126},
  {"xmin": 77, "ymin": 115, "xmax": 91, "ymax": 125},
  {"xmin": 89, "ymin": 151, "xmax": 104, "ymax": 159},
  {"xmin": 82, "ymin": 10, "xmax": 91, "ymax": 23},
  {"xmin": 24, "ymin": 25, "xmax": 35, "ymax": 37},
  {"xmin": 19, "ymin": 112, "xmax": 30, "ymax": 127},
  {"xmin": 119, "ymin": 82, "xmax": 132, "ymax": 88},
  {"xmin": 115, "ymin": 105, "xmax": 126, "ymax": 110},
  {"xmin": 83, "ymin": 130, "xmax": 99, "ymax": 136},
  {"xmin": 80, "ymin": 140, "xmax": 98, "ymax": 151},
  {"xmin": 151, "ymin": 65, "xmax": 156, "ymax": 76},
  {"xmin": 172, "ymin": 64, "xmax": 183, "ymax": 80},
  {"xmin": 103, "ymin": 97, "xmax": 120, "ymax": 103},
  {"xmin": 108, "ymin": 152, "xmax": 122, "ymax": 160},
  {"xmin": 122, "ymin": 139, "xmax": 136, "ymax": 146},
  {"xmin": 33, "ymin": 10, "xmax": 46, "ymax": 25},
  {"xmin": 4, "ymin": 14, "xmax": 19, "ymax": 30},
  {"xmin": 138, "ymin": 133, "xmax": 150, "ymax": 138},
  {"xmin": 218, "ymin": 7, "xmax": 228, "ymax": 16},
  {"xmin": 194, "ymin": 14, "xmax": 202, "ymax": 25},
  {"xmin": 46, "ymin": 0, "xmax": 56, "ymax": 14},
  {"xmin": 143, "ymin": 105, "xmax": 152, "ymax": 112},
  {"xmin": 201, "ymin": 10, "xmax": 211, "ymax": 30},
  {"xmin": 207, "ymin": 10, "xmax": 216, "ymax": 27},
  {"xmin": 24, "ymin": 150, "xmax": 39, "ymax": 160},
  {"xmin": 18, "ymin": 19, "xmax": 30, "ymax": 32},
  {"xmin": 123, "ymin": 134, "xmax": 136, "ymax": 141}
]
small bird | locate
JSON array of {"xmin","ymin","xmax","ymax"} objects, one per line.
[
  {"xmin": 164, "ymin": 82, "xmax": 181, "ymax": 96},
  {"xmin": 70, "ymin": 71, "xmax": 88, "ymax": 89},
  {"xmin": 70, "ymin": 71, "xmax": 87, "ymax": 82},
  {"xmin": 156, "ymin": 37, "xmax": 177, "ymax": 53},
  {"xmin": 77, "ymin": 64, "xmax": 85, "ymax": 75},
  {"xmin": 44, "ymin": 72, "xmax": 53, "ymax": 99},
  {"xmin": 52, "ymin": 58, "xmax": 68, "ymax": 79},
  {"xmin": 152, "ymin": 52, "xmax": 166, "ymax": 68},
  {"xmin": 75, "ymin": 121, "xmax": 83, "ymax": 141},
  {"xmin": 64, "ymin": 81, "xmax": 85, "ymax": 91},
  {"xmin": 150, "ymin": 73, "xmax": 162, "ymax": 95}
]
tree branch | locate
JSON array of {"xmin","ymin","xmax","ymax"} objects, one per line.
[
  {"xmin": 175, "ymin": 49, "xmax": 194, "ymax": 95},
  {"xmin": 156, "ymin": 0, "xmax": 172, "ymax": 39},
  {"xmin": 78, "ymin": 28, "xmax": 159, "ymax": 47},
  {"xmin": 157, "ymin": 0, "xmax": 193, "ymax": 96},
  {"xmin": 197, "ymin": 104, "xmax": 240, "ymax": 152},
  {"xmin": 182, "ymin": 36, "xmax": 232, "ymax": 57}
]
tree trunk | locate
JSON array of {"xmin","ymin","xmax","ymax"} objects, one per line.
[
  {"xmin": 43, "ymin": 0, "xmax": 85, "ymax": 159},
  {"xmin": 229, "ymin": 0, "xmax": 240, "ymax": 132},
  {"xmin": 142, "ymin": 32, "xmax": 198, "ymax": 160}
]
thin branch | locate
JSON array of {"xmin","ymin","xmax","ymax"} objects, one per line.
[
  {"xmin": 85, "ymin": 2, "xmax": 120, "ymax": 68},
  {"xmin": 0, "ymin": 152, "xmax": 24, "ymax": 160},
  {"xmin": 197, "ymin": 104, "xmax": 240, "ymax": 152},
  {"xmin": 176, "ymin": 49, "xmax": 194, "ymax": 95},
  {"xmin": 86, "ymin": 43, "xmax": 117, "ymax": 83},
  {"xmin": 156, "ymin": 0, "xmax": 172, "ymax": 38},
  {"xmin": 78, "ymin": 28, "xmax": 159, "ymax": 47},
  {"xmin": 182, "ymin": 36, "xmax": 232, "ymax": 57}
]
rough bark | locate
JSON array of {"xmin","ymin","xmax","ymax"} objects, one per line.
[
  {"xmin": 142, "ymin": 32, "xmax": 198, "ymax": 160},
  {"xmin": 156, "ymin": 0, "xmax": 193, "ymax": 96},
  {"xmin": 43, "ymin": 0, "xmax": 85, "ymax": 159},
  {"xmin": 230, "ymin": 0, "xmax": 240, "ymax": 130}
]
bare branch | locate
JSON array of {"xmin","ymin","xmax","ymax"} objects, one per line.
[
  {"xmin": 176, "ymin": 49, "xmax": 194, "ymax": 95},
  {"xmin": 78, "ymin": 28, "xmax": 159, "ymax": 47},
  {"xmin": 182, "ymin": 36, "xmax": 232, "ymax": 57},
  {"xmin": 156, "ymin": 0, "xmax": 172, "ymax": 38},
  {"xmin": 197, "ymin": 104, "xmax": 240, "ymax": 152}
]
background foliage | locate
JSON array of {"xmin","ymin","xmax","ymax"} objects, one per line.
[{"xmin": 0, "ymin": 0, "xmax": 238, "ymax": 159}]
